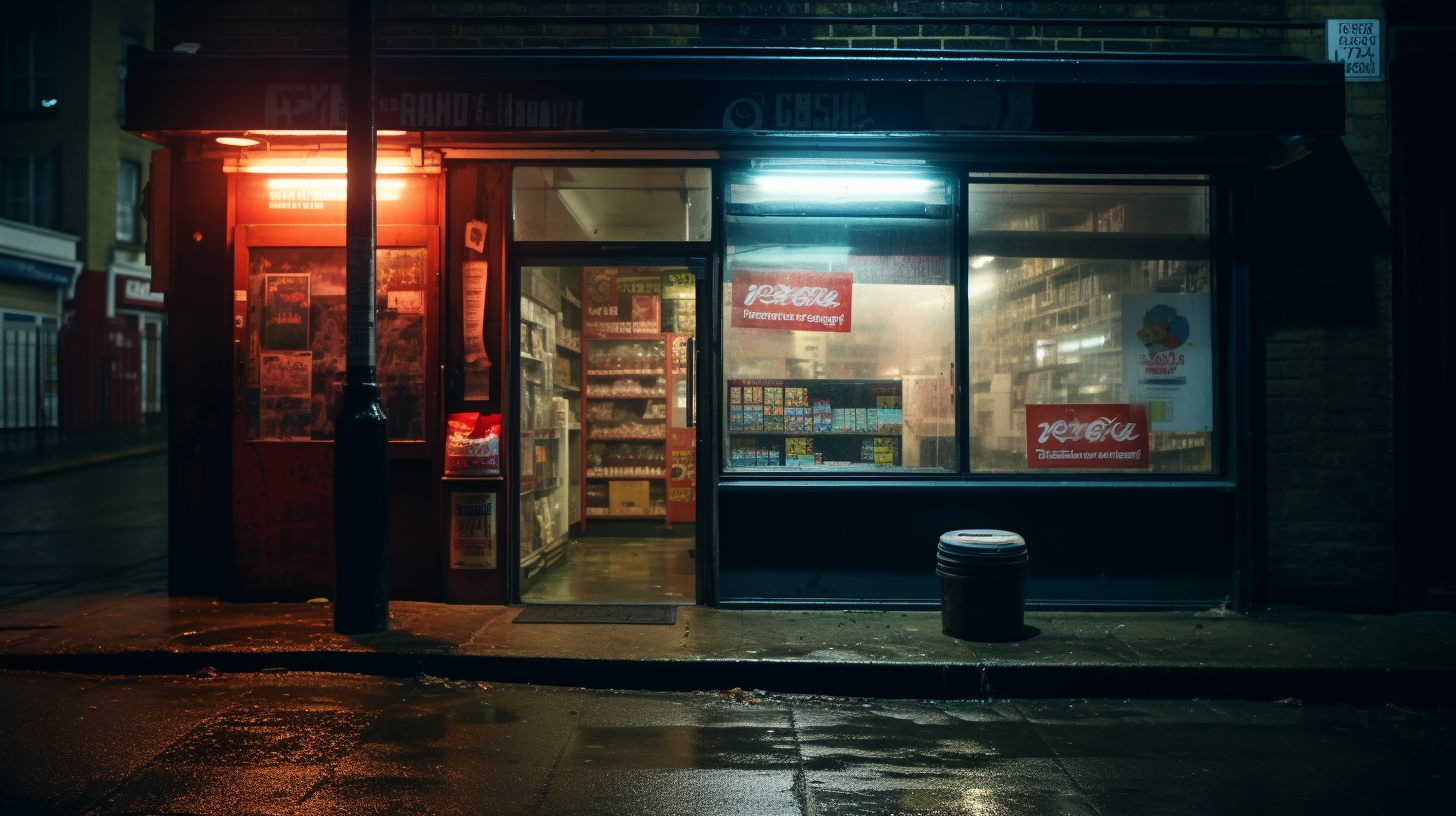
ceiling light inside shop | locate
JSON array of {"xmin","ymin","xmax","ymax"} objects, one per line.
[
  {"xmin": 971, "ymin": 255, "xmax": 995, "ymax": 268},
  {"xmin": 745, "ymin": 173, "xmax": 939, "ymax": 202},
  {"xmin": 968, "ymin": 274, "xmax": 996, "ymax": 300},
  {"xmin": 215, "ymin": 136, "xmax": 261, "ymax": 146}
]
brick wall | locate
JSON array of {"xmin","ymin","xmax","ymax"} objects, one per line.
[{"xmin": 153, "ymin": 1, "xmax": 1397, "ymax": 610}]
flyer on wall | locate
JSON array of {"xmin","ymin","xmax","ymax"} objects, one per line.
[
  {"xmin": 1120, "ymin": 292, "xmax": 1213, "ymax": 432},
  {"xmin": 462, "ymin": 260, "xmax": 490, "ymax": 399},
  {"xmin": 449, "ymin": 492, "xmax": 497, "ymax": 569}
]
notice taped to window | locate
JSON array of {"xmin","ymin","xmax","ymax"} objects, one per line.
[
  {"xmin": 730, "ymin": 270, "xmax": 853, "ymax": 333},
  {"xmin": 449, "ymin": 492, "xmax": 496, "ymax": 569}
]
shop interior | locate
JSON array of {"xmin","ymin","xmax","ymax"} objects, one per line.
[{"xmin": 517, "ymin": 263, "xmax": 697, "ymax": 605}]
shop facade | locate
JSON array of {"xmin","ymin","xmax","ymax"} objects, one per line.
[{"xmin": 128, "ymin": 48, "xmax": 1347, "ymax": 610}]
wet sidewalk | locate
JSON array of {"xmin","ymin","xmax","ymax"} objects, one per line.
[
  {"xmin": 2, "ymin": 429, "xmax": 1451, "ymax": 705},
  {"xmin": 0, "ymin": 425, "xmax": 168, "ymax": 483},
  {"xmin": 1, "ymin": 574, "xmax": 1452, "ymax": 705}
]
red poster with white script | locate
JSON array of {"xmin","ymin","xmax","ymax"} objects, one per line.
[
  {"xmin": 730, "ymin": 270, "xmax": 853, "ymax": 333},
  {"xmin": 1025, "ymin": 403, "xmax": 1150, "ymax": 469}
]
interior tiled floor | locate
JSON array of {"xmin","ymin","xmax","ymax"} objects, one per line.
[{"xmin": 522, "ymin": 536, "xmax": 696, "ymax": 605}]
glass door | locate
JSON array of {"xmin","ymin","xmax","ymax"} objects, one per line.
[{"xmin": 516, "ymin": 262, "xmax": 699, "ymax": 604}]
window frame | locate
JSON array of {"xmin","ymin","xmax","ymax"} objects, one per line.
[
  {"xmin": 2, "ymin": 152, "xmax": 58, "ymax": 229},
  {"xmin": 2, "ymin": 29, "xmax": 57, "ymax": 114},
  {"xmin": 712, "ymin": 161, "xmax": 1239, "ymax": 487},
  {"xmin": 116, "ymin": 158, "xmax": 142, "ymax": 245}
]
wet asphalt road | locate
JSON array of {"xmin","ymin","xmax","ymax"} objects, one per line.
[
  {"xmin": 1, "ymin": 670, "xmax": 1450, "ymax": 816},
  {"xmin": 0, "ymin": 453, "xmax": 167, "ymax": 605}
]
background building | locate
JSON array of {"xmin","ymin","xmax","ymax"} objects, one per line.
[{"xmin": 1, "ymin": 0, "xmax": 162, "ymax": 431}]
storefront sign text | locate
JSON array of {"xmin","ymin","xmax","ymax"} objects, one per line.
[
  {"xmin": 730, "ymin": 270, "xmax": 853, "ymax": 333},
  {"xmin": 1025, "ymin": 403, "xmax": 1149, "ymax": 469}
]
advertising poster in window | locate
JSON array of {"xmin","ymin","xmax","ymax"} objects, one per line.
[
  {"xmin": 1120, "ymin": 293, "xmax": 1213, "ymax": 432},
  {"xmin": 584, "ymin": 267, "xmax": 663, "ymax": 337},
  {"xmin": 1026, "ymin": 403, "xmax": 1150, "ymax": 468},
  {"xmin": 258, "ymin": 350, "xmax": 312, "ymax": 440},
  {"xmin": 730, "ymin": 270, "xmax": 853, "ymax": 332},
  {"xmin": 262, "ymin": 273, "xmax": 310, "ymax": 350},
  {"xmin": 376, "ymin": 248, "xmax": 427, "ymax": 440},
  {"xmin": 449, "ymin": 492, "xmax": 497, "ymax": 569}
]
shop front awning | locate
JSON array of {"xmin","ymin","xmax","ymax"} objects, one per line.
[{"xmin": 125, "ymin": 47, "xmax": 1343, "ymax": 142}]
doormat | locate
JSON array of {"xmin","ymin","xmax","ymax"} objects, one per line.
[{"xmin": 512, "ymin": 605, "xmax": 678, "ymax": 625}]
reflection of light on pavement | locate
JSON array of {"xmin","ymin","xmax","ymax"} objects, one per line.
[{"xmin": 959, "ymin": 787, "xmax": 998, "ymax": 815}]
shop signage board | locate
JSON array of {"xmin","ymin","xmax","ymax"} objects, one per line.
[
  {"xmin": 1326, "ymin": 20, "xmax": 1382, "ymax": 82},
  {"xmin": 126, "ymin": 52, "xmax": 1346, "ymax": 137},
  {"xmin": 1025, "ymin": 403, "xmax": 1149, "ymax": 469},
  {"xmin": 730, "ymin": 270, "xmax": 853, "ymax": 333},
  {"xmin": 116, "ymin": 276, "xmax": 165, "ymax": 309},
  {"xmin": 1120, "ymin": 293, "xmax": 1213, "ymax": 432}
]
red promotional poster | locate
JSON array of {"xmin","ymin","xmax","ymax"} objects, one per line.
[
  {"xmin": 730, "ymin": 270, "xmax": 853, "ymax": 333},
  {"xmin": 1025, "ymin": 403, "xmax": 1150, "ymax": 469}
]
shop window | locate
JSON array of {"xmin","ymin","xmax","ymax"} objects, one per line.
[
  {"xmin": 243, "ymin": 246, "xmax": 428, "ymax": 442},
  {"xmin": 2, "ymin": 29, "xmax": 57, "ymax": 113},
  {"xmin": 513, "ymin": 166, "xmax": 711, "ymax": 242},
  {"xmin": 1, "ymin": 153, "xmax": 57, "ymax": 229},
  {"xmin": 966, "ymin": 177, "xmax": 1214, "ymax": 474},
  {"xmin": 722, "ymin": 165, "xmax": 958, "ymax": 473},
  {"xmin": 116, "ymin": 159, "xmax": 140, "ymax": 244}
]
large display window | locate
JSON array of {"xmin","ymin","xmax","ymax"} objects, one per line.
[
  {"xmin": 721, "ymin": 165, "xmax": 958, "ymax": 473},
  {"xmin": 965, "ymin": 177, "xmax": 1215, "ymax": 473}
]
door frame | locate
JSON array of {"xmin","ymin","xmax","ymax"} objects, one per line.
[{"xmin": 506, "ymin": 253, "xmax": 715, "ymax": 605}]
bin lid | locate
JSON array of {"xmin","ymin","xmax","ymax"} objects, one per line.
[{"xmin": 939, "ymin": 529, "xmax": 1026, "ymax": 551}]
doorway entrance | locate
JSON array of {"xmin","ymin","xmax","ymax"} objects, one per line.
[{"xmin": 516, "ymin": 262, "xmax": 699, "ymax": 604}]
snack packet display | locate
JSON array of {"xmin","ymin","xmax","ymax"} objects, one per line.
[{"xmin": 445, "ymin": 412, "xmax": 501, "ymax": 475}]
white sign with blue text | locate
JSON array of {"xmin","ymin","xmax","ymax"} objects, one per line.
[{"xmin": 1326, "ymin": 19, "xmax": 1382, "ymax": 82}]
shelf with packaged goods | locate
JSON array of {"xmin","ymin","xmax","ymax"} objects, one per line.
[
  {"xmin": 586, "ymin": 472, "xmax": 667, "ymax": 480},
  {"xmin": 585, "ymin": 369, "xmax": 665, "ymax": 377}
]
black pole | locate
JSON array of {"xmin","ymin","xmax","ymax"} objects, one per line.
[{"xmin": 335, "ymin": 0, "xmax": 388, "ymax": 634}]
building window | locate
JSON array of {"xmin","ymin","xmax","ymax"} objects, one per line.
[
  {"xmin": 966, "ymin": 176, "xmax": 1215, "ymax": 474},
  {"xmin": 722, "ymin": 165, "xmax": 958, "ymax": 473},
  {"xmin": 3, "ymin": 29, "xmax": 58, "ymax": 113},
  {"xmin": 118, "ymin": 33, "xmax": 141, "ymax": 118},
  {"xmin": 116, "ymin": 159, "xmax": 141, "ymax": 244},
  {"xmin": 2, "ymin": 154, "xmax": 58, "ymax": 229}
]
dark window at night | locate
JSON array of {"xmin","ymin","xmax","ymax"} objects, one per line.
[
  {"xmin": 117, "ymin": 159, "xmax": 141, "ymax": 243},
  {"xmin": 2, "ymin": 154, "xmax": 58, "ymax": 229},
  {"xmin": 3, "ymin": 29, "xmax": 58, "ymax": 113},
  {"xmin": 118, "ymin": 32, "xmax": 140, "ymax": 117}
]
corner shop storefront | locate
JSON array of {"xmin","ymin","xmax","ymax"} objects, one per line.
[{"xmin": 127, "ymin": 49, "xmax": 1342, "ymax": 610}]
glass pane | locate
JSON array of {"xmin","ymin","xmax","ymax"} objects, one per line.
[
  {"xmin": 513, "ymin": 166, "xmax": 711, "ymax": 242},
  {"xmin": 967, "ymin": 180, "xmax": 1214, "ymax": 474},
  {"xmin": 244, "ymin": 247, "xmax": 427, "ymax": 441},
  {"xmin": 723, "ymin": 166, "xmax": 957, "ymax": 473}
]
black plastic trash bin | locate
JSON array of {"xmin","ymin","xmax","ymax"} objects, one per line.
[{"xmin": 936, "ymin": 529, "xmax": 1029, "ymax": 641}]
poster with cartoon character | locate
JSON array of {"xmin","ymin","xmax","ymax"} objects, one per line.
[{"xmin": 1121, "ymin": 293, "xmax": 1213, "ymax": 432}]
